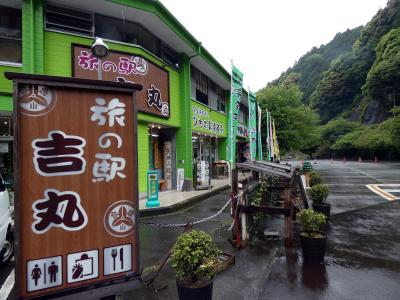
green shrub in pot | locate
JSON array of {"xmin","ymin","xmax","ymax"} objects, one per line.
[
  {"xmin": 309, "ymin": 184, "xmax": 329, "ymax": 203},
  {"xmin": 171, "ymin": 230, "xmax": 221, "ymax": 288},
  {"xmin": 308, "ymin": 171, "xmax": 322, "ymax": 187},
  {"xmin": 297, "ymin": 209, "xmax": 328, "ymax": 263},
  {"xmin": 297, "ymin": 208, "xmax": 327, "ymax": 237}
]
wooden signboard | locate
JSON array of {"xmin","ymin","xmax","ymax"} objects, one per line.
[
  {"xmin": 72, "ymin": 45, "xmax": 170, "ymax": 118},
  {"xmin": 6, "ymin": 73, "xmax": 142, "ymax": 299}
]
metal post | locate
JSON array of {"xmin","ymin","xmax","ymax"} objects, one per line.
[{"xmin": 98, "ymin": 58, "xmax": 102, "ymax": 80}]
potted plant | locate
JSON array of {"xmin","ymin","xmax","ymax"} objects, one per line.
[
  {"xmin": 171, "ymin": 230, "xmax": 221, "ymax": 300},
  {"xmin": 310, "ymin": 184, "xmax": 331, "ymax": 220},
  {"xmin": 297, "ymin": 209, "xmax": 327, "ymax": 263},
  {"xmin": 308, "ymin": 171, "xmax": 322, "ymax": 187}
]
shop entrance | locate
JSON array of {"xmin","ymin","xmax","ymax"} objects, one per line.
[
  {"xmin": 0, "ymin": 115, "xmax": 13, "ymax": 186},
  {"xmin": 236, "ymin": 141, "xmax": 250, "ymax": 163},
  {"xmin": 192, "ymin": 134, "xmax": 218, "ymax": 189},
  {"xmin": 148, "ymin": 124, "xmax": 176, "ymax": 191}
]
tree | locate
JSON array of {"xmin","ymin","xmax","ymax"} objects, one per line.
[
  {"xmin": 256, "ymin": 84, "xmax": 320, "ymax": 155},
  {"xmin": 362, "ymin": 28, "xmax": 400, "ymax": 111}
]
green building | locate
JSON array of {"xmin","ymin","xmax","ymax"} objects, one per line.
[{"xmin": 0, "ymin": 0, "xmax": 252, "ymax": 194}]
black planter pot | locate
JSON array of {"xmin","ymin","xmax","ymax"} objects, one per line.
[
  {"xmin": 299, "ymin": 231, "xmax": 327, "ymax": 263},
  {"xmin": 176, "ymin": 280, "xmax": 213, "ymax": 300},
  {"xmin": 312, "ymin": 202, "xmax": 331, "ymax": 221}
]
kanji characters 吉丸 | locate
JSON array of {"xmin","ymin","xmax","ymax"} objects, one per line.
[
  {"xmin": 32, "ymin": 131, "xmax": 86, "ymax": 176},
  {"xmin": 91, "ymin": 97, "xmax": 126, "ymax": 127},
  {"xmin": 32, "ymin": 189, "xmax": 88, "ymax": 234}
]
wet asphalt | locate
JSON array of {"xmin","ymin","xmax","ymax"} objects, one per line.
[
  {"xmin": 123, "ymin": 160, "xmax": 400, "ymax": 300},
  {"xmin": 1, "ymin": 160, "xmax": 400, "ymax": 299}
]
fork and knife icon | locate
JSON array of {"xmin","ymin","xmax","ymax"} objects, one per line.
[{"xmin": 111, "ymin": 248, "xmax": 124, "ymax": 270}]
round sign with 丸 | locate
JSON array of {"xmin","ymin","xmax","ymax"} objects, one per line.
[{"xmin": 104, "ymin": 200, "xmax": 136, "ymax": 237}]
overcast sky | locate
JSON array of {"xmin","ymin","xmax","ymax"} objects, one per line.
[{"xmin": 161, "ymin": 0, "xmax": 388, "ymax": 91}]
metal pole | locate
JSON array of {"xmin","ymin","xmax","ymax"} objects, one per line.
[{"xmin": 98, "ymin": 58, "xmax": 102, "ymax": 80}]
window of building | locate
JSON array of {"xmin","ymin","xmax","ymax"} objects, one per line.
[
  {"xmin": 0, "ymin": 5, "xmax": 22, "ymax": 64},
  {"xmin": 239, "ymin": 104, "xmax": 249, "ymax": 124},
  {"xmin": 191, "ymin": 67, "xmax": 208, "ymax": 106},
  {"xmin": 45, "ymin": 3, "xmax": 180, "ymax": 69},
  {"xmin": 209, "ymin": 81, "xmax": 218, "ymax": 111},
  {"xmin": 191, "ymin": 67, "xmax": 226, "ymax": 111},
  {"xmin": 163, "ymin": 45, "xmax": 180, "ymax": 69},
  {"xmin": 208, "ymin": 81, "xmax": 226, "ymax": 113},
  {"xmin": 95, "ymin": 14, "xmax": 162, "ymax": 57},
  {"xmin": 45, "ymin": 3, "xmax": 94, "ymax": 36},
  {"xmin": 217, "ymin": 86, "xmax": 226, "ymax": 113}
]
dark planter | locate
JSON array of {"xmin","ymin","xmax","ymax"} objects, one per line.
[
  {"xmin": 299, "ymin": 231, "xmax": 327, "ymax": 263},
  {"xmin": 176, "ymin": 280, "xmax": 213, "ymax": 300},
  {"xmin": 312, "ymin": 202, "xmax": 331, "ymax": 221}
]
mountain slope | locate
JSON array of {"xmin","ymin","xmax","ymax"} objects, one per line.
[
  {"xmin": 274, "ymin": 27, "xmax": 363, "ymax": 105},
  {"xmin": 310, "ymin": 0, "xmax": 400, "ymax": 124}
]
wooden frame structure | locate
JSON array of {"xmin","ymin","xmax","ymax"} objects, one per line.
[{"xmin": 231, "ymin": 161, "xmax": 308, "ymax": 247}]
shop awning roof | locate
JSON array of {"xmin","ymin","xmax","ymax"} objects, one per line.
[{"xmin": 236, "ymin": 161, "xmax": 295, "ymax": 179}]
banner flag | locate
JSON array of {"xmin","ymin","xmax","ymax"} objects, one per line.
[
  {"xmin": 227, "ymin": 63, "xmax": 244, "ymax": 168},
  {"xmin": 272, "ymin": 119, "xmax": 280, "ymax": 161},
  {"xmin": 269, "ymin": 111, "xmax": 274, "ymax": 160},
  {"xmin": 248, "ymin": 90, "xmax": 257, "ymax": 161},
  {"xmin": 265, "ymin": 109, "xmax": 270, "ymax": 161},
  {"xmin": 257, "ymin": 104, "xmax": 263, "ymax": 160}
]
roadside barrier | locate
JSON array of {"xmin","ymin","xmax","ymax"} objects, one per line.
[{"xmin": 139, "ymin": 193, "xmax": 239, "ymax": 228}]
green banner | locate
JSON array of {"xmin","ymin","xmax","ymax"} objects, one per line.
[
  {"xmin": 265, "ymin": 109, "xmax": 271, "ymax": 161},
  {"xmin": 248, "ymin": 90, "xmax": 257, "ymax": 161},
  {"xmin": 257, "ymin": 104, "xmax": 263, "ymax": 160},
  {"xmin": 227, "ymin": 64, "xmax": 244, "ymax": 168}
]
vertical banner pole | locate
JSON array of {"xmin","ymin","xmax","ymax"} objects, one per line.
[
  {"xmin": 247, "ymin": 89, "xmax": 257, "ymax": 161},
  {"xmin": 257, "ymin": 104, "xmax": 263, "ymax": 160},
  {"xmin": 227, "ymin": 62, "xmax": 244, "ymax": 182}
]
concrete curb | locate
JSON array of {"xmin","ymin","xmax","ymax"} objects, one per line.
[{"xmin": 139, "ymin": 184, "xmax": 230, "ymax": 218}]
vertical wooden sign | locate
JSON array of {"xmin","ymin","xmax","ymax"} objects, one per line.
[{"xmin": 6, "ymin": 73, "xmax": 142, "ymax": 299}]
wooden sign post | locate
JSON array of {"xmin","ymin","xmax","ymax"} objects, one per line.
[{"xmin": 6, "ymin": 73, "xmax": 142, "ymax": 299}]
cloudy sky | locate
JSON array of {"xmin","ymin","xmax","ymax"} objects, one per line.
[{"xmin": 161, "ymin": 0, "xmax": 388, "ymax": 91}]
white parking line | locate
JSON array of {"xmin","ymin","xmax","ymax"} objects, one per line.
[
  {"xmin": 0, "ymin": 269, "xmax": 14, "ymax": 300},
  {"xmin": 367, "ymin": 184, "xmax": 400, "ymax": 201}
]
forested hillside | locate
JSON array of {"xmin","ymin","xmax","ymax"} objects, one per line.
[
  {"xmin": 274, "ymin": 26, "xmax": 363, "ymax": 105},
  {"xmin": 258, "ymin": 0, "xmax": 400, "ymax": 159}
]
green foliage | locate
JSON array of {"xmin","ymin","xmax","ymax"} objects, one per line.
[
  {"xmin": 297, "ymin": 208, "xmax": 327, "ymax": 232},
  {"xmin": 316, "ymin": 118, "xmax": 362, "ymax": 156},
  {"xmin": 362, "ymin": 28, "xmax": 400, "ymax": 111},
  {"xmin": 275, "ymin": 27, "xmax": 362, "ymax": 104},
  {"xmin": 310, "ymin": 0, "xmax": 400, "ymax": 124},
  {"xmin": 310, "ymin": 184, "xmax": 329, "ymax": 203},
  {"xmin": 319, "ymin": 118, "xmax": 361, "ymax": 144},
  {"xmin": 309, "ymin": 171, "xmax": 322, "ymax": 187},
  {"xmin": 171, "ymin": 230, "xmax": 221, "ymax": 286},
  {"xmin": 332, "ymin": 114, "xmax": 400, "ymax": 159},
  {"xmin": 257, "ymin": 84, "xmax": 320, "ymax": 154},
  {"xmin": 258, "ymin": 0, "xmax": 400, "ymax": 158}
]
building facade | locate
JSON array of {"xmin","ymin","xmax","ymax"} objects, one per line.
[{"xmin": 0, "ymin": 0, "xmax": 251, "ymax": 193}]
